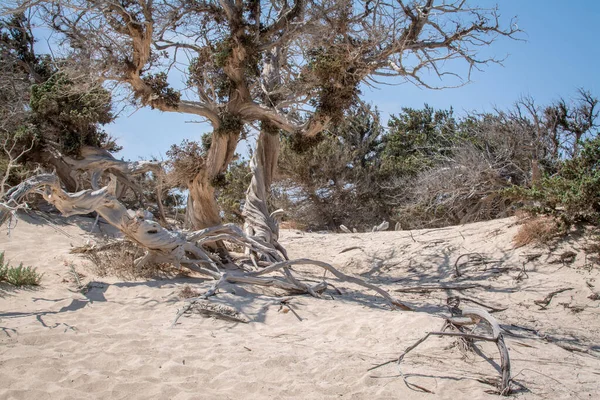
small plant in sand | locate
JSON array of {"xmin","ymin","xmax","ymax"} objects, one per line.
[
  {"xmin": 178, "ymin": 285, "xmax": 201, "ymax": 299},
  {"xmin": 0, "ymin": 251, "xmax": 43, "ymax": 286}
]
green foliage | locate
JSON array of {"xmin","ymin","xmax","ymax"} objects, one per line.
[
  {"xmin": 509, "ymin": 137, "xmax": 600, "ymax": 224},
  {"xmin": 0, "ymin": 252, "xmax": 43, "ymax": 286},
  {"xmin": 275, "ymin": 104, "xmax": 390, "ymax": 230},
  {"xmin": 141, "ymin": 72, "xmax": 181, "ymax": 108},
  {"xmin": 276, "ymin": 103, "xmax": 466, "ymax": 230},
  {"xmin": 216, "ymin": 113, "xmax": 244, "ymax": 135},
  {"xmin": 307, "ymin": 45, "xmax": 362, "ymax": 123},
  {"xmin": 188, "ymin": 33, "xmax": 260, "ymax": 104},
  {"xmin": 381, "ymin": 105, "xmax": 458, "ymax": 176},
  {"xmin": 30, "ymin": 73, "xmax": 117, "ymax": 155},
  {"xmin": 1, "ymin": 14, "xmax": 118, "ymax": 164},
  {"xmin": 216, "ymin": 158, "xmax": 252, "ymax": 224}
]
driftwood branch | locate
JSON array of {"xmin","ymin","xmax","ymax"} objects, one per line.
[
  {"xmin": 394, "ymin": 307, "xmax": 512, "ymax": 395},
  {"xmin": 534, "ymin": 288, "xmax": 574, "ymax": 310},
  {"xmin": 2, "ymin": 173, "xmax": 409, "ymax": 311}
]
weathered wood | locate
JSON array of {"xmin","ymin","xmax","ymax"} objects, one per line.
[
  {"xmin": 394, "ymin": 307, "xmax": 512, "ymax": 395},
  {"xmin": 251, "ymin": 258, "xmax": 410, "ymax": 310},
  {"xmin": 534, "ymin": 288, "xmax": 574, "ymax": 309},
  {"xmin": 2, "ymin": 174, "xmax": 409, "ymax": 311}
]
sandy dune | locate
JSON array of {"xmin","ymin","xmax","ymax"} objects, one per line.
[{"xmin": 1, "ymin": 212, "xmax": 599, "ymax": 399}]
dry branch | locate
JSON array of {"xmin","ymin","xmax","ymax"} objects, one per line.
[
  {"xmin": 2, "ymin": 173, "xmax": 409, "ymax": 311},
  {"xmin": 184, "ymin": 300, "xmax": 249, "ymax": 324},
  {"xmin": 534, "ymin": 288, "xmax": 574, "ymax": 310},
  {"xmin": 395, "ymin": 307, "xmax": 512, "ymax": 395},
  {"xmin": 393, "ymin": 283, "xmax": 484, "ymax": 293}
]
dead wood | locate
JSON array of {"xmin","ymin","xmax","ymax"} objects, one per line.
[
  {"xmin": 502, "ymin": 324, "xmax": 600, "ymax": 359},
  {"xmin": 534, "ymin": 288, "xmax": 574, "ymax": 309},
  {"xmin": 250, "ymin": 258, "xmax": 410, "ymax": 310},
  {"xmin": 393, "ymin": 283, "xmax": 485, "ymax": 293},
  {"xmin": 394, "ymin": 307, "xmax": 512, "ymax": 395},
  {"xmin": 454, "ymin": 253, "xmax": 487, "ymax": 277},
  {"xmin": 2, "ymin": 173, "xmax": 410, "ymax": 312},
  {"xmin": 180, "ymin": 299, "xmax": 249, "ymax": 324},
  {"xmin": 339, "ymin": 225, "xmax": 352, "ymax": 234},
  {"xmin": 452, "ymin": 296, "xmax": 508, "ymax": 313},
  {"xmin": 339, "ymin": 246, "xmax": 363, "ymax": 254}
]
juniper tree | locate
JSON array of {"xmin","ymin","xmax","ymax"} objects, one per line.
[{"xmin": 4, "ymin": 0, "xmax": 519, "ymax": 238}]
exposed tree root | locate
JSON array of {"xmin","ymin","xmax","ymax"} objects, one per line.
[
  {"xmin": 2, "ymin": 173, "xmax": 530, "ymax": 394},
  {"xmin": 534, "ymin": 288, "xmax": 574, "ymax": 310},
  {"xmin": 1, "ymin": 173, "xmax": 411, "ymax": 312},
  {"xmin": 393, "ymin": 283, "xmax": 486, "ymax": 293},
  {"xmin": 454, "ymin": 253, "xmax": 501, "ymax": 277},
  {"xmin": 393, "ymin": 307, "xmax": 511, "ymax": 395}
]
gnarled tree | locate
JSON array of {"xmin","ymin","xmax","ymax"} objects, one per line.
[{"xmin": 6, "ymin": 0, "xmax": 518, "ymax": 239}]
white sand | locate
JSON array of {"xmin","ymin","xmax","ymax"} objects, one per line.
[{"xmin": 1, "ymin": 212, "xmax": 599, "ymax": 399}]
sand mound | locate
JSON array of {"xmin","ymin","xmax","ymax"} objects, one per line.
[{"xmin": 1, "ymin": 212, "xmax": 599, "ymax": 399}]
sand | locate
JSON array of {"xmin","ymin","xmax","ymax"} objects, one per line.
[{"xmin": 1, "ymin": 212, "xmax": 599, "ymax": 399}]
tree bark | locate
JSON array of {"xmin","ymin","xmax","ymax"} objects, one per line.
[
  {"xmin": 241, "ymin": 44, "xmax": 283, "ymax": 245},
  {"xmin": 186, "ymin": 129, "xmax": 240, "ymax": 229},
  {"xmin": 256, "ymin": 125, "xmax": 280, "ymax": 190},
  {"xmin": 243, "ymin": 126, "xmax": 281, "ymax": 246}
]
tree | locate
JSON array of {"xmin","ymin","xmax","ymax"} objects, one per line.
[
  {"xmin": 0, "ymin": 0, "xmax": 519, "ymax": 315},
  {"xmin": 0, "ymin": 13, "xmax": 123, "ymax": 188},
  {"xmin": 275, "ymin": 103, "xmax": 390, "ymax": 230},
  {"xmin": 382, "ymin": 105, "xmax": 458, "ymax": 176},
  {"xmin": 8, "ymin": 0, "xmax": 518, "ymax": 236}
]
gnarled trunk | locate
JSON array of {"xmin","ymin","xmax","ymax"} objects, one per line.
[
  {"xmin": 186, "ymin": 129, "xmax": 240, "ymax": 229},
  {"xmin": 243, "ymin": 126, "xmax": 281, "ymax": 246},
  {"xmin": 1, "ymin": 173, "xmax": 409, "ymax": 311}
]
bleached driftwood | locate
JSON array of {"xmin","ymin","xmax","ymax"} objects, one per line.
[
  {"xmin": 242, "ymin": 138, "xmax": 282, "ymax": 250},
  {"xmin": 372, "ymin": 221, "xmax": 389, "ymax": 232},
  {"xmin": 339, "ymin": 225, "xmax": 352, "ymax": 234},
  {"xmin": 62, "ymin": 146, "xmax": 162, "ymax": 191},
  {"xmin": 395, "ymin": 307, "xmax": 511, "ymax": 395},
  {"xmin": 1, "ymin": 173, "xmax": 410, "ymax": 311}
]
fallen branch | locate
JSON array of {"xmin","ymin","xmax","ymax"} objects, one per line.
[
  {"xmin": 393, "ymin": 283, "xmax": 485, "ymax": 293},
  {"xmin": 185, "ymin": 300, "xmax": 249, "ymax": 323},
  {"xmin": 395, "ymin": 307, "xmax": 512, "ymax": 395},
  {"xmin": 449, "ymin": 295, "xmax": 508, "ymax": 313},
  {"xmin": 534, "ymin": 288, "xmax": 573, "ymax": 309},
  {"xmin": 250, "ymin": 258, "xmax": 411, "ymax": 310},
  {"xmin": 454, "ymin": 253, "xmax": 500, "ymax": 277},
  {"xmin": 339, "ymin": 246, "xmax": 363, "ymax": 254},
  {"xmin": 3, "ymin": 174, "xmax": 410, "ymax": 313},
  {"xmin": 502, "ymin": 324, "xmax": 600, "ymax": 359}
]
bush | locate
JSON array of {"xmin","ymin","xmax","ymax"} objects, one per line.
[
  {"xmin": 0, "ymin": 252, "xmax": 43, "ymax": 286},
  {"xmin": 508, "ymin": 137, "xmax": 600, "ymax": 225}
]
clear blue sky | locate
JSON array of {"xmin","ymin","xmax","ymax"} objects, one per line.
[{"xmin": 107, "ymin": 1, "xmax": 600, "ymax": 161}]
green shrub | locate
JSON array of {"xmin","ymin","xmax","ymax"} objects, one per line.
[
  {"xmin": 507, "ymin": 137, "xmax": 600, "ymax": 225},
  {"xmin": 0, "ymin": 252, "xmax": 43, "ymax": 286}
]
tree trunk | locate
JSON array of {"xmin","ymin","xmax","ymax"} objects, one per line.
[
  {"xmin": 242, "ymin": 126, "xmax": 281, "ymax": 245},
  {"xmin": 186, "ymin": 172, "xmax": 220, "ymax": 229},
  {"xmin": 256, "ymin": 124, "xmax": 280, "ymax": 190},
  {"xmin": 36, "ymin": 148, "xmax": 79, "ymax": 192},
  {"xmin": 186, "ymin": 129, "xmax": 240, "ymax": 229}
]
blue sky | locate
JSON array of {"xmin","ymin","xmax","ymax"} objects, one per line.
[{"xmin": 107, "ymin": 1, "xmax": 600, "ymax": 161}]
